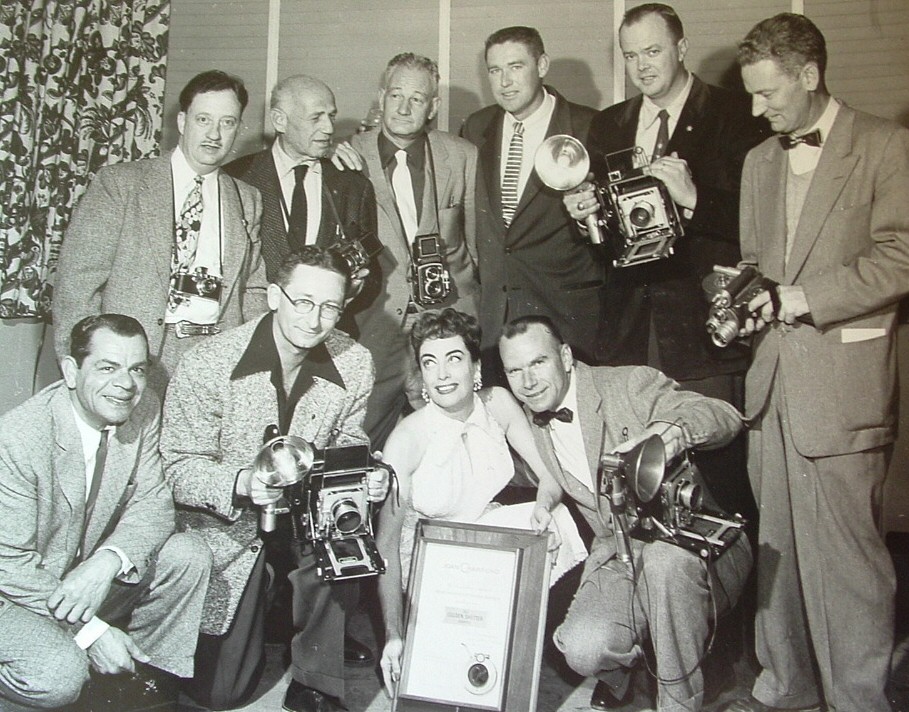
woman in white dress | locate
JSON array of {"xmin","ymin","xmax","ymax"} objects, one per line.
[{"xmin": 375, "ymin": 308, "xmax": 581, "ymax": 694}]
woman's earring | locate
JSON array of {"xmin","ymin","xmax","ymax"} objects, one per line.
[
  {"xmin": 473, "ymin": 373, "xmax": 482, "ymax": 391},
  {"xmin": 421, "ymin": 387, "xmax": 430, "ymax": 403}
]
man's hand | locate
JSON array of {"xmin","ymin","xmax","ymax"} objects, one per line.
[
  {"xmin": 380, "ymin": 636, "xmax": 404, "ymax": 696},
  {"xmin": 563, "ymin": 178, "xmax": 598, "ymax": 222},
  {"xmin": 367, "ymin": 456, "xmax": 391, "ymax": 502},
  {"xmin": 530, "ymin": 503, "xmax": 562, "ymax": 555},
  {"xmin": 614, "ymin": 423, "xmax": 686, "ymax": 463},
  {"xmin": 47, "ymin": 550, "xmax": 120, "ymax": 624},
  {"xmin": 345, "ymin": 267, "xmax": 370, "ymax": 306},
  {"xmin": 86, "ymin": 627, "xmax": 150, "ymax": 675},
  {"xmin": 238, "ymin": 462, "xmax": 286, "ymax": 506},
  {"xmin": 741, "ymin": 285, "xmax": 811, "ymax": 336},
  {"xmin": 647, "ymin": 152, "xmax": 696, "ymax": 211},
  {"xmin": 329, "ymin": 141, "xmax": 364, "ymax": 171}
]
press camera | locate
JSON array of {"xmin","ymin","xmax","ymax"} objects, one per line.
[
  {"xmin": 411, "ymin": 234, "xmax": 451, "ymax": 306},
  {"xmin": 702, "ymin": 265, "xmax": 782, "ymax": 348},
  {"xmin": 328, "ymin": 229, "xmax": 383, "ymax": 278},
  {"xmin": 534, "ymin": 135, "xmax": 684, "ymax": 267},
  {"xmin": 171, "ymin": 266, "xmax": 223, "ymax": 302},
  {"xmin": 598, "ymin": 435, "xmax": 745, "ymax": 561},
  {"xmin": 254, "ymin": 431, "xmax": 392, "ymax": 582}
]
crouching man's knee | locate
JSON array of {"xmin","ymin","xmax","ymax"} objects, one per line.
[
  {"xmin": 553, "ymin": 613, "xmax": 636, "ymax": 678},
  {"xmin": 0, "ymin": 641, "xmax": 89, "ymax": 709}
]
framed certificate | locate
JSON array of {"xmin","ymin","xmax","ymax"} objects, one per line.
[{"xmin": 394, "ymin": 520, "xmax": 552, "ymax": 712}]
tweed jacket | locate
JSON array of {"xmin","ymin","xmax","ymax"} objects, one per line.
[
  {"xmin": 54, "ymin": 151, "xmax": 268, "ymax": 361},
  {"xmin": 741, "ymin": 104, "xmax": 909, "ymax": 458},
  {"xmin": 461, "ymin": 89, "xmax": 606, "ymax": 361},
  {"xmin": 0, "ymin": 382, "xmax": 172, "ymax": 622},
  {"xmin": 588, "ymin": 75, "xmax": 770, "ymax": 379},
  {"xmin": 160, "ymin": 315, "xmax": 374, "ymax": 635},
  {"xmin": 527, "ymin": 361, "xmax": 741, "ymax": 576},
  {"xmin": 225, "ymin": 147, "xmax": 378, "ymax": 281}
]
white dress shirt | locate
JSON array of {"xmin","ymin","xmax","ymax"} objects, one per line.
[
  {"xmin": 548, "ymin": 369, "xmax": 596, "ymax": 492},
  {"xmin": 635, "ymin": 71, "xmax": 694, "ymax": 158},
  {"xmin": 501, "ymin": 90, "xmax": 557, "ymax": 203},
  {"xmin": 272, "ymin": 140, "xmax": 324, "ymax": 244},
  {"xmin": 787, "ymin": 97, "xmax": 840, "ymax": 175}
]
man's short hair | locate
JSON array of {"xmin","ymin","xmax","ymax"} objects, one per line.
[
  {"xmin": 737, "ymin": 13, "xmax": 827, "ymax": 79},
  {"xmin": 621, "ymin": 3, "xmax": 685, "ymax": 43},
  {"xmin": 179, "ymin": 70, "xmax": 249, "ymax": 112},
  {"xmin": 70, "ymin": 314, "xmax": 148, "ymax": 367},
  {"xmin": 383, "ymin": 53, "xmax": 440, "ymax": 97},
  {"xmin": 484, "ymin": 26, "xmax": 545, "ymax": 61},
  {"xmin": 273, "ymin": 247, "xmax": 352, "ymax": 295},
  {"xmin": 500, "ymin": 314, "xmax": 565, "ymax": 345},
  {"xmin": 410, "ymin": 308, "xmax": 481, "ymax": 363}
]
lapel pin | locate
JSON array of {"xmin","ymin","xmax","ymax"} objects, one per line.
[{"xmin": 685, "ymin": 125, "xmax": 692, "ymax": 132}]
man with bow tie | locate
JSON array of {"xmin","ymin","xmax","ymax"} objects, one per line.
[
  {"xmin": 499, "ymin": 315, "xmax": 752, "ymax": 712},
  {"xmin": 722, "ymin": 14, "xmax": 909, "ymax": 712}
]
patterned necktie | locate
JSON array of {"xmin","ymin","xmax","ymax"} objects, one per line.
[
  {"xmin": 779, "ymin": 129, "xmax": 822, "ymax": 150},
  {"xmin": 175, "ymin": 175, "xmax": 203, "ymax": 270},
  {"xmin": 392, "ymin": 149, "xmax": 419, "ymax": 242},
  {"xmin": 532, "ymin": 407, "xmax": 574, "ymax": 428},
  {"xmin": 651, "ymin": 109, "xmax": 670, "ymax": 161},
  {"xmin": 501, "ymin": 121, "xmax": 524, "ymax": 227},
  {"xmin": 288, "ymin": 163, "xmax": 310, "ymax": 251}
]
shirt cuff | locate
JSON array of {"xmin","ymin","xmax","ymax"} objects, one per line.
[
  {"xmin": 73, "ymin": 616, "xmax": 110, "ymax": 650},
  {"xmin": 96, "ymin": 545, "xmax": 136, "ymax": 580}
]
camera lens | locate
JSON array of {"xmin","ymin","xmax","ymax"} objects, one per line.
[
  {"xmin": 467, "ymin": 663, "xmax": 490, "ymax": 688},
  {"xmin": 331, "ymin": 499, "xmax": 362, "ymax": 534},
  {"xmin": 676, "ymin": 482, "xmax": 702, "ymax": 511},
  {"xmin": 629, "ymin": 202, "xmax": 654, "ymax": 228},
  {"xmin": 198, "ymin": 278, "xmax": 217, "ymax": 295}
]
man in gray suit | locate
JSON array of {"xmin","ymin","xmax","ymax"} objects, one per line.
[
  {"xmin": 54, "ymin": 70, "xmax": 268, "ymax": 394},
  {"xmin": 722, "ymin": 14, "xmax": 909, "ymax": 712},
  {"xmin": 0, "ymin": 314, "xmax": 211, "ymax": 711},
  {"xmin": 499, "ymin": 316, "xmax": 752, "ymax": 712},
  {"xmin": 349, "ymin": 52, "xmax": 480, "ymax": 447}
]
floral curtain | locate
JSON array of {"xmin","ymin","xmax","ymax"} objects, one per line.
[{"xmin": 0, "ymin": 0, "xmax": 170, "ymax": 319}]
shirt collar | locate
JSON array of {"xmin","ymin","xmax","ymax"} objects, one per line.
[
  {"xmin": 554, "ymin": 366, "xmax": 579, "ymax": 414},
  {"xmin": 69, "ymin": 401, "xmax": 113, "ymax": 456},
  {"xmin": 378, "ymin": 130, "xmax": 426, "ymax": 171},
  {"xmin": 172, "ymin": 146, "xmax": 218, "ymax": 191},
  {"xmin": 230, "ymin": 312, "xmax": 345, "ymax": 389},
  {"xmin": 793, "ymin": 96, "xmax": 840, "ymax": 145},
  {"xmin": 505, "ymin": 89, "xmax": 555, "ymax": 133},
  {"xmin": 640, "ymin": 71, "xmax": 693, "ymax": 130},
  {"xmin": 271, "ymin": 139, "xmax": 323, "ymax": 181}
]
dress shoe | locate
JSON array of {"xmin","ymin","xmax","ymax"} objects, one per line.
[
  {"xmin": 722, "ymin": 695, "xmax": 822, "ymax": 712},
  {"xmin": 343, "ymin": 634, "xmax": 375, "ymax": 667},
  {"xmin": 590, "ymin": 678, "xmax": 633, "ymax": 710},
  {"xmin": 283, "ymin": 679, "xmax": 345, "ymax": 712}
]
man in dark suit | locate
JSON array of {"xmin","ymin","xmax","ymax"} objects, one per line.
[
  {"xmin": 0, "ymin": 315, "xmax": 211, "ymax": 711},
  {"xmin": 461, "ymin": 26, "xmax": 605, "ymax": 380},
  {"xmin": 499, "ymin": 316, "xmax": 751, "ymax": 712},
  {"xmin": 55, "ymin": 71, "xmax": 267, "ymax": 395},
  {"xmin": 350, "ymin": 53, "xmax": 480, "ymax": 448},
  {"xmin": 225, "ymin": 74, "xmax": 377, "ymax": 283},
  {"xmin": 566, "ymin": 3, "xmax": 768, "ymax": 521},
  {"xmin": 722, "ymin": 14, "xmax": 909, "ymax": 712}
]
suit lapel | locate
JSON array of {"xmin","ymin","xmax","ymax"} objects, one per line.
[
  {"xmin": 140, "ymin": 155, "xmax": 176, "ymax": 293},
  {"xmin": 479, "ymin": 111, "xmax": 505, "ymax": 230},
  {"xmin": 755, "ymin": 145, "xmax": 789, "ymax": 282},
  {"xmin": 362, "ymin": 134, "xmax": 412, "ymax": 262},
  {"xmin": 422, "ymin": 131, "xmax": 449, "ymax": 234},
  {"xmin": 51, "ymin": 390, "xmax": 86, "ymax": 559},
  {"xmin": 218, "ymin": 170, "xmax": 248, "ymax": 308},
  {"xmin": 574, "ymin": 363, "xmax": 606, "ymax": 482},
  {"xmin": 82, "ymin": 425, "xmax": 133, "ymax": 553},
  {"xmin": 257, "ymin": 150, "xmax": 289, "ymax": 238},
  {"xmin": 666, "ymin": 77, "xmax": 706, "ymax": 158}
]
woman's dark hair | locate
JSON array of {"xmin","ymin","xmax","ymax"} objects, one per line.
[{"xmin": 410, "ymin": 308, "xmax": 481, "ymax": 364}]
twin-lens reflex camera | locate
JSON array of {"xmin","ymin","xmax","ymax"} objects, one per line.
[
  {"xmin": 534, "ymin": 134, "xmax": 684, "ymax": 267},
  {"xmin": 598, "ymin": 434, "xmax": 745, "ymax": 562},
  {"xmin": 254, "ymin": 428, "xmax": 392, "ymax": 582},
  {"xmin": 411, "ymin": 234, "xmax": 451, "ymax": 306}
]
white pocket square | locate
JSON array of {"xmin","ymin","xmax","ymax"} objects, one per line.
[{"xmin": 841, "ymin": 327, "xmax": 887, "ymax": 343}]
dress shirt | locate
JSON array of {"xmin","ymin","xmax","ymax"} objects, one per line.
[
  {"xmin": 271, "ymin": 140, "xmax": 324, "ymax": 243},
  {"xmin": 635, "ymin": 72, "xmax": 694, "ymax": 159},
  {"xmin": 500, "ymin": 90, "xmax": 556, "ymax": 203},
  {"xmin": 548, "ymin": 368, "xmax": 596, "ymax": 492},
  {"xmin": 787, "ymin": 97, "xmax": 840, "ymax": 175},
  {"xmin": 378, "ymin": 131, "xmax": 426, "ymax": 224}
]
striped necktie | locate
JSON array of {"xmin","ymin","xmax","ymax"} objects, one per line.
[
  {"xmin": 174, "ymin": 174, "xmax": 203, "ymax": 269},
  {"xmin": 501, "ymin": 121, "xmax": 524, "ymax": 227}
]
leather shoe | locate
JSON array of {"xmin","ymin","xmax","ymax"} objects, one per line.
[
  {"xmin": 590, "ymin": 679, "xmax": 633, "ymax": 710},
  {"xmin": 283, "ymin": 679, "xmax": 345, "ymax": 712},
  {"xmin": 722, "ymin": 695, "xmax": 822, "ymax": 712},
  {"xmin": 344, "ymin": 634, "xmax": 375, "ymax": 667}
]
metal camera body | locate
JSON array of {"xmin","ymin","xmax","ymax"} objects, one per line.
[
  {"xmin": 534, "ymin": 136, "xmax": 683, "ymax": 268},
  {"xmin": 328, "ymin": 229, "xmax": 384, "ymax": 277},
  {"xmin": 702, "ymin": 265, "xmax": 776, "ymax": 348},
  {"xmin": 598, "ymin": 435, "xmax": 745, "ymax": 561},
  {"xmin": 411, "ymin": 233, "xmax": 451, "ymax": 306},
  {"xmin": 253, "ymin": 435, "xmax": 388, "ymax": 582},
  {"xmin": 171, "ymin": 266, "xmax": 224, "ymax": 301}
]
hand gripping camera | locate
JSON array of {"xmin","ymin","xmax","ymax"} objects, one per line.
[
  {"xmin": 253, "ymin": 430, "xmax": 393, "ymax": 582},
  {"xmin": 702, "ymin": 265, "xmax": 790, "ymax": 348},
  {"xmin": 598, "ymin": 435, "xmax": 745, "ymax": 562},
  {"xmin": 411, "ymin": 234, "xmax": 451, "ymax": 306},
  {"xmin": 534, "ymin": 135, "xmax": 684, "ymax": 268}
]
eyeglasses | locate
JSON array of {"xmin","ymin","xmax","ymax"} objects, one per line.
[{"xmin": 277, "ymin": 284, "xmax": 343, "ymax": 321}]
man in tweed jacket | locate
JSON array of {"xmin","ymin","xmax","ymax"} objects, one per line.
[{"xmin": 161, "ymin": 247, "xmax": 387, "ymax": 712}]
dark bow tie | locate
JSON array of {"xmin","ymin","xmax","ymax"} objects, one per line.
[
  {"xmin": 779, "ymin": 129, "xmax": 822, "ymax": 150},
  {"xmin": 532, "ymin": 407, "xmax": 574, "ymax": 427}
]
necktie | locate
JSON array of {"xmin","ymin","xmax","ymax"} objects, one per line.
[
  {"xmin": 174, "ymin": 175, "xmax": 203, "ymax": 269},
  {"xmin": 532, "ymin": 407, "xmax": 574, "ymax": 428},
  {"xmin": 651, "ymin": 109, "xmax": 670, "ymax": 161},
  {"xmin": 779, "ymin": 129, "xmax": 822, "ymax": 150},
  {"xmin": 288, "ymin": 163, "xmax": 310, "ymax": 251},
  {"xmin": 392, "ymin": 150, "xmax": 419, "ymax": 242},
  {"xmin": 501, "ymin": 121, "xmax": 524, "ymax": 227},
  {"xmin": 83, "ymin": 429, "xmax": 109, "ymax": 536}
]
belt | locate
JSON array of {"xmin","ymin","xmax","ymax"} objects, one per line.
[{"xmin": 165, "ymin": 321, "xmax": 221, "ymax": 339}]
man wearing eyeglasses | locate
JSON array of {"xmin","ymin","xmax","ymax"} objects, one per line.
[{"xmin": 160, "ymin": 246, "xmax": 389, "ymax": 712}]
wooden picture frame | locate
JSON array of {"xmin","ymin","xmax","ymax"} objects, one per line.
[{"xmin": 394, "ymin": 519, "xmax": 552, "ymax": 712}]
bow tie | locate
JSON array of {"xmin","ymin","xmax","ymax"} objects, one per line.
[
  {"xmin": 532, "ymin": 407, "xmax": 574, "ymax": 427},
  {"xmin": 779, "ymin": 129, "xmax": 822, "ymax": 150}
]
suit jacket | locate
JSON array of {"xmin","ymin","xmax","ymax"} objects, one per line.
[
  {"xmin": 225, "ymin": 147, "xmax": 378, "ymax": 281},
  {"xmin": 53, "ymin": 152, "xmax": 267, "ymax": 362},
  {"xmin": 588, "ymin": 75, "xmax": 769, "ymax": 380},
  {"xmin": 160, "ymin": 315, "xmax": 374, "ymax": 635},
  {"xmin": 528, "ymin": 361, "xmax": 741, "ymax": 575},
  {"xmin": 0, "ymin": 382, "xmax": 173, "ymax": 622},
  {"xmin": 461, "ymin": 90, "xmax": 605, "ymax": 360},
  {"xmin": 741, "ymin": 104, "xmax": 909, "ymax": 458}
]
